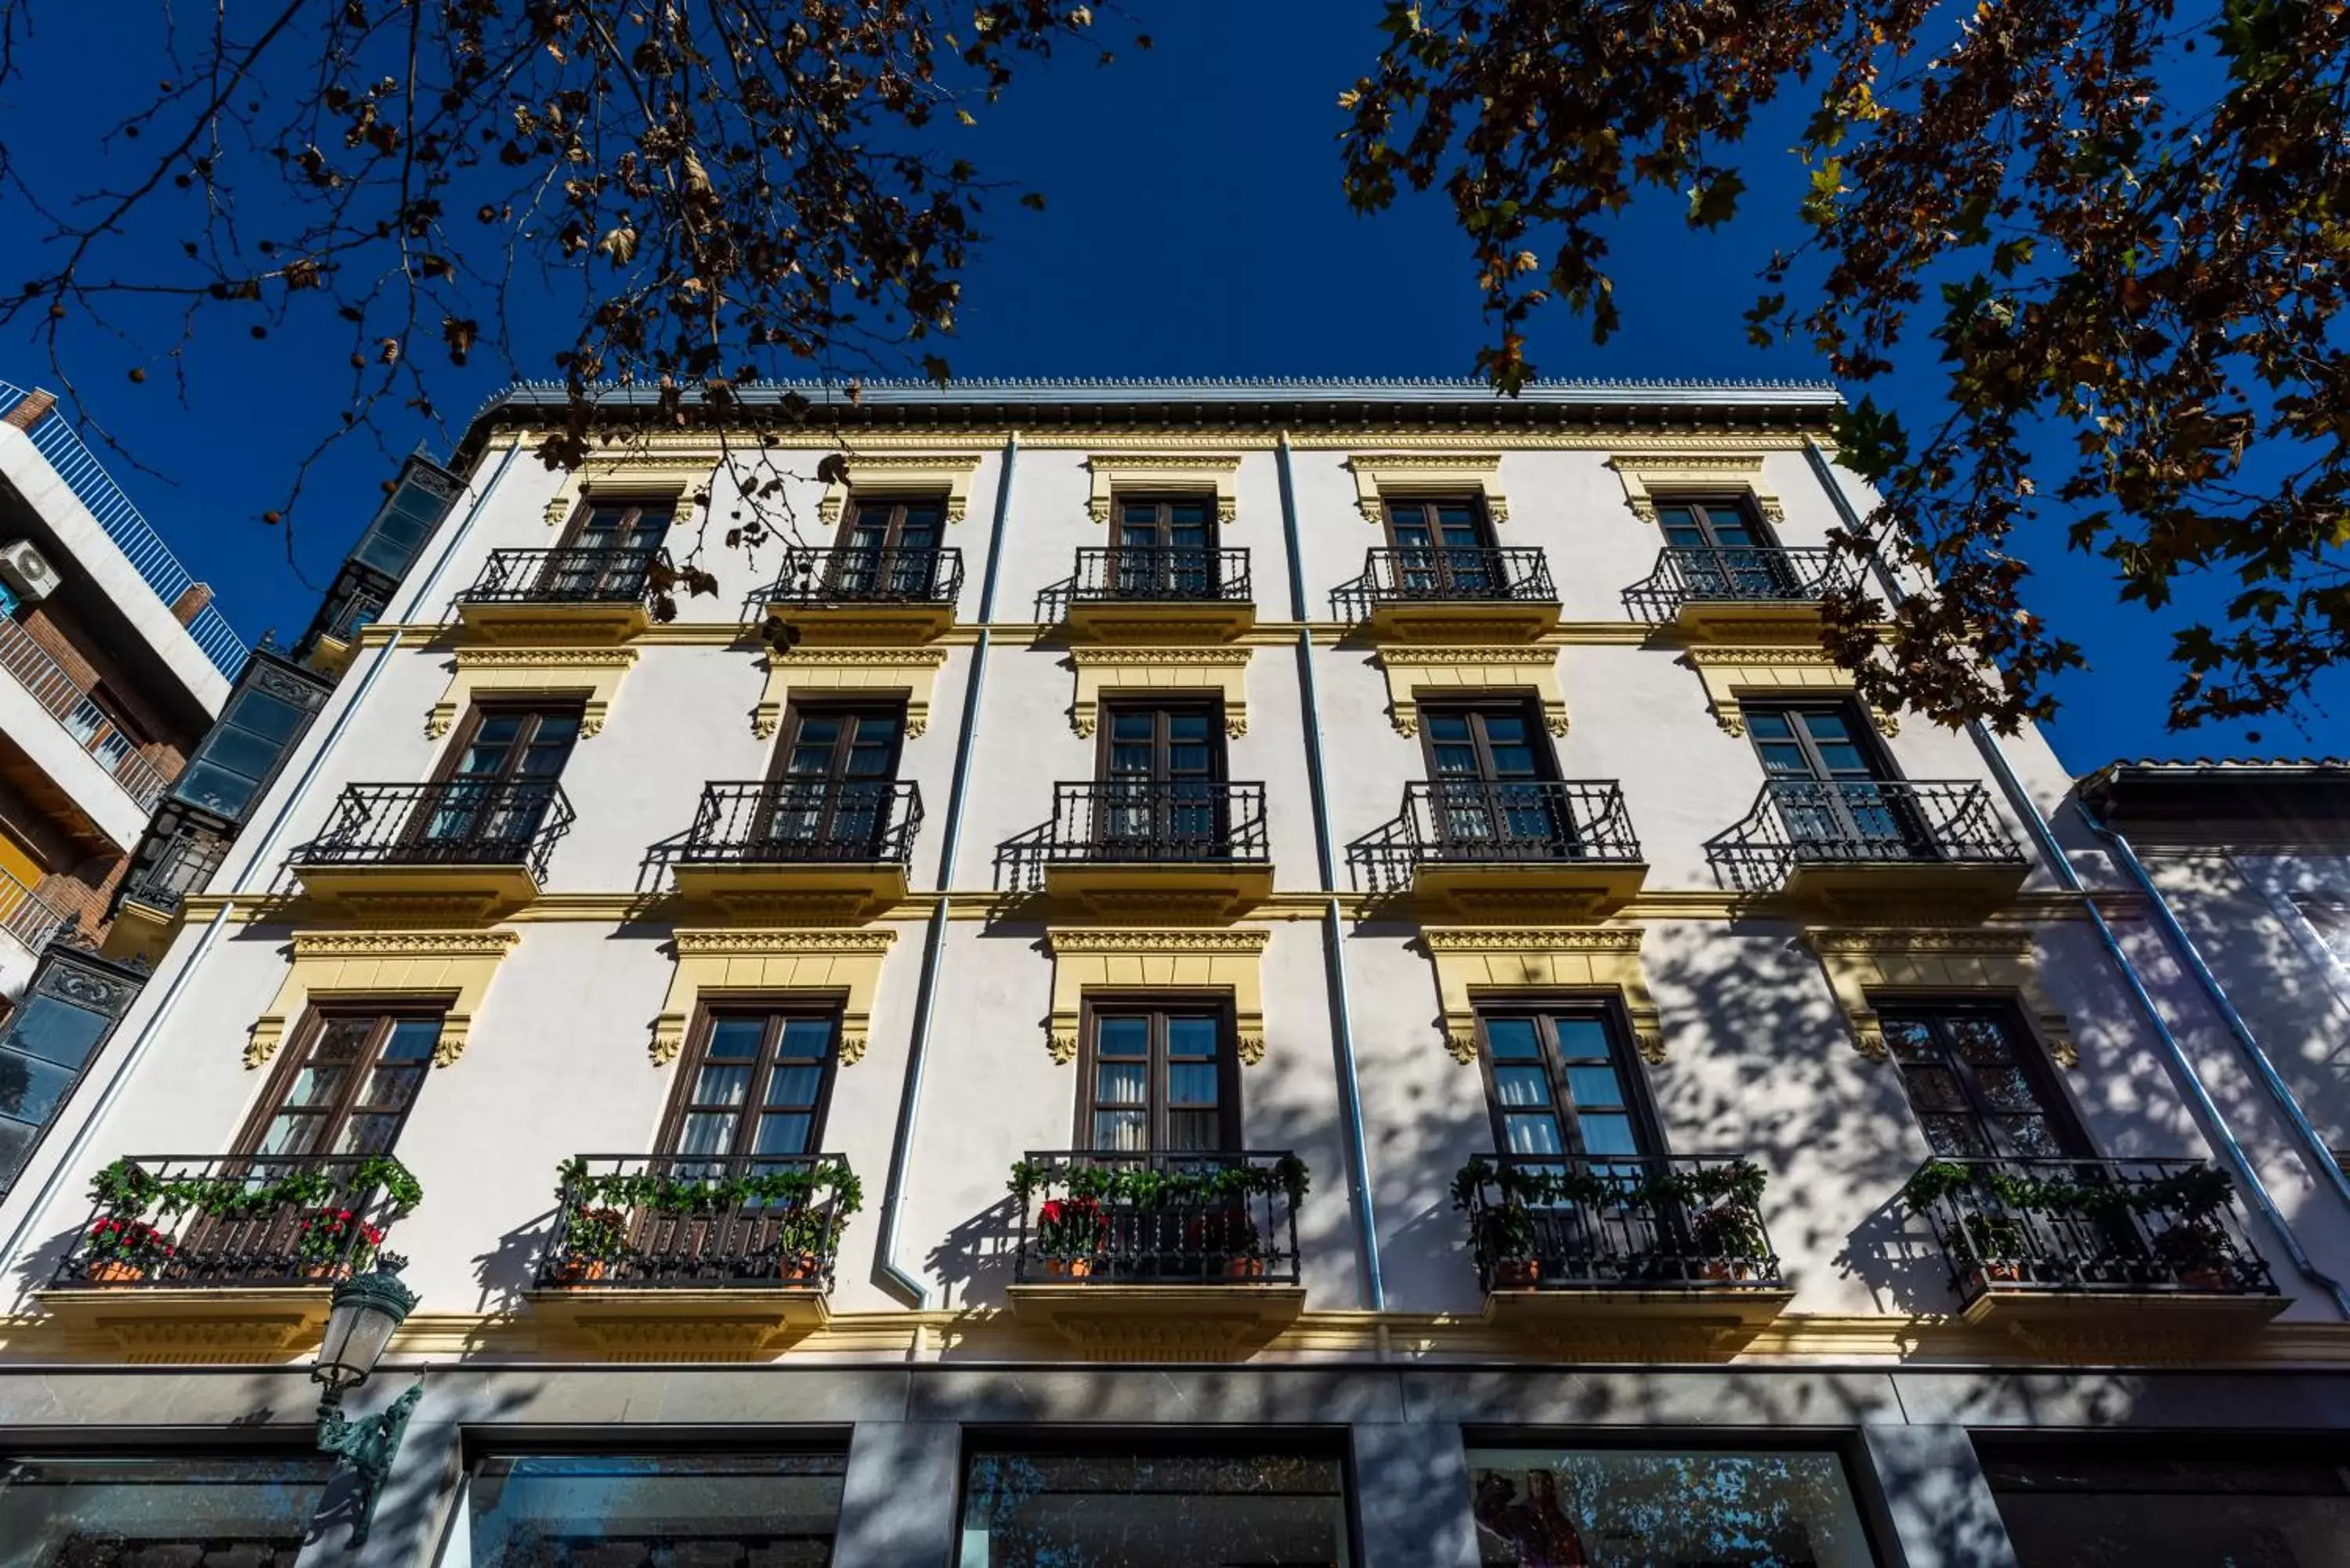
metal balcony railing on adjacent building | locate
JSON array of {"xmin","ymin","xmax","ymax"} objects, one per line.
[
  {"xmin": 1455, "ymin": 1154, "xmax": 1785, "ymax": 1293},
  {"xmin": 1902, "ymin": 1156, "xmax": 2280, "ymax": 1306},
  {"xmin": 1010, "ymin": 1150, "xmax": 1307, "ymax": 1285},
  {"xmin": 1705, "ymin": 779, "xmax": 2025, "ymax": 893},
  {"xmin": 0, "ymin": 612, "xmax": 172, "ymax": 809},
  {"xmin": 764, "ymin": 544, "xmax": 964, "ymax": 606},
  {"xmin": 459, "ymin": 546, "xmax": 669, "ymax": 605},
  {"xmin": 0, "ymin": 862, "xmax": 74, "ymax": 953},
  {"xmin": 678, "ymin": 779, "xmax": 924, "ymax": 867},
  {"xmin": 1070, "ymin": 546, "xmax": 1252, "ymax": 603},
  {"xmin": 537, "ymin": 1152, "xmax": 857, "ymax": 1292},
  {"xmin": 1352, "ymin": 780, "xmax": 1642, "ymax": 897},
  {"xmin": 1021, "ymin": 780, "xmax": 1268, "ymax": 881},
  {"xmin": 52, "ymin": 1154, "xmax": 414, "ymax": 1289},
  {"xmin": 295, "ymin": 779, "xmax": 574, "ymax": 880},
  {"xmin": 1622, "ymin": 545, "xmax": 1849, "ymax": 621},
  {"xmin": 1357, "ymin": 545, "xmax": 1556, "ymax": 605}
]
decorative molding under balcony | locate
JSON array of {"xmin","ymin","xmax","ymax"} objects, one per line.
[
  {"xmin": 530, "ymin": 1288, "xmax": 832, "ymax": 1361},
  {"xmin": 1679, "ymin": 644, "xmax": 1897, "ymax": 737},
  {"xmin": 1375, "ymin": 645, "xmax": 1567, "ymax": 738},
  {"xmin": 248, "ymin": 927, "xmax": 520, "ymax": 1068},
  {"xmin": 452, "ymin": 602, "xmax": 653, "ymax": 647},
  {"xmin": 1804, "ymin": 926, "xmax": 2078, "ymax": 1067},
  {"xmin": 653, "ymin": 927, "xmax": 898, "ymax": 1065},
  {"xmin": 1483, "ymin": 1284, "xmax": 1798, "ymax": 1363},
  {"xmin": 1045, "ymin": 926, "xmax": 1271, "ymax": 1064},
  {"xmin": 1962, "ymin": 1286, "xmax": 2290, "ymax": 1361},
  {"xmin": 816, "ymin": 451, "xmax": 983, "ymax": 528},
  {"xmin": 1068, "ymin": 645, "xmax": 1253, "ymax": 737},
  {"xmin": 1345, "ymin": 451, "xmax": 1508, "ymax": 526},
  {"xmin": 754, "ymin": 646, "xmax": 947, "ymax": 739},
  {"xmin": 1607, "ymin": 452, "xmax": 1785, "ymax": 523},
  {"xmin": 1422, "ymin": 926, "xmax": 1662, "ymax": 1064},
  {"xmin": 1006, "ymin": 1284, "xmax": 1308, "ymax": 1363},
  {"xmin": 31, "ymin": 1286, "xmax": 336, "ymax": 1364},
  {"xmin": 428, "ymin": 646, "xmax": 638, "ymax": 739},
  {"xmin": 1084, "ymin": 452, "xmax": 1242, "ymax": 525}
]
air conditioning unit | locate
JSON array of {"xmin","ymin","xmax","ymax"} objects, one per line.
[{"xmin": 0, "ymin": 541, "xmax": 59, "ymax": 603}]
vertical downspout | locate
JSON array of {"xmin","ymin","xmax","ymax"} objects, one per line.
[
  {"xmin": 876, "ymin": 432, "xmax": 1016, "ymax": 1306},
  {"xmin": 1802, "ymin": 439, "xmax": 2350, "ymax": 1317},
  {"xmin": 1276, "ymin": 433, "xmax": 1383, "ymax": 1310}
]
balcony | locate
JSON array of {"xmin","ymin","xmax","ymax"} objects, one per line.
[
  {"xmin": 1455, "ymin": 1153, "xmax": 1795, "ymax": 1360},
  {"xmin": 530, "ymin": 1152, "xmax": 856, "ymax": 1357},
  {"xmin": 1351, "ymin": 780, "xmax": 1646, "ymax": 920},
  {"xmin": 291, "ymin": 779, "xmax": 573, "ymax": 920},
  {"xmin": 1012, "ymin": 780, "xmax": 1272, "ymax": 919},
  {"xmin": 669, "ymin": 779, "xmax": 922, "ymax": 921},
  {"xmin": 1705, "ymin": 778, "xmax": 2028, "ymax": 917},
  {"xmin": 39, "ymin": 1153, "xmax": 418, "ymax": 1359},
  {"xmin": 761, "ymin": 544, "xmax": 964, "ymax": 644},
  {"xmin": 1004, "ymin": 1150, "xmax": 1310, "ymax": 1361},
  {"xmin": 0, "ymin": 612, "xmax": 173, "ymax": 811},
  {"xmin": 1063, "ymin": 546, "xmax": 1255, "ymax": 642},
  {"xmin": 454, "ymin": 547, "xmax": 667, "ymax": 642},
  {"xmin": 1343, "ymin": 546, "xmax": 1560, "ymax": 641},
  {"xmin": 1900, "ymin": 1157, "xmax": 2286, "ymax": 1350},
  {"xmin": 1622, "ymin": 545, "xmax": 1849, "ymax": 638}
]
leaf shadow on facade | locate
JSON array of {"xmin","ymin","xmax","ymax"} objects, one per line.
[
  {"xmin": 471, "ymin": 1210, "xmax": 556, "ymax": 1311},
  {"xmin": 923, "ymin": 1194, "xmax": 1022, "ymax": 1311}
]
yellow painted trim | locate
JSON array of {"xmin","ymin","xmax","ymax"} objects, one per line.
[
  {"xmin": 1423, "ymin": 926, "xmax": 1663, "ymax": 1064},
  {"xmin": 653, "ymin": 927, "xmax": 897, "ymax": 1065},
  {"xmin": 247, "ymin": 928, "xmax": 519, "ymax": 1068},
  {"xmin": 1069, "ymin": 645, "xmax": 1253, "ymax": 736},
  {"xmin": 1045, "ymin": 926, "xmax": 1271, "ymax": 1064},
  {"xmin": 1085, "ymin": 452, "xmax": 1243, "ymax": 525},
  {"xmin": 1681, "ymin": 644, "xmax": 1899, "ymax": 736},
  {"xmin": 1376, "ymin": 645, "xmax": 1567, "ymax": 736},
  {"xmin": 428, "ymin": 647, "xmax": 638, "ymax": 739},
  {"xmin": 1803, "ymin": 926, "xmax": 2079, "ymax": 1066},
  {"xmin": 1347, "ymin": 451, "xmax": 1507, "ymax": 525},
  {"xmin": 1607, "ymin": 452, "xmax": 1785, "ymax": 523},
  {"xmin": 820, "ymin": 452, "xmax": 984, "ymax": 527},
  {"xmin": 356, "ymin": 618, "xmax": 1663, "ymax": 649},
  {"xmin": 541, "ymin": 463, "xmax": 711, "ymax": 529},
  {"xmin": 754, "ymin": 646, "xmax": 948, "ymax": 739}
]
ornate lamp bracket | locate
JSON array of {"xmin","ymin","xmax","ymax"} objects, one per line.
[{"xmin": 314, "ymin": 1377, "xmax": 424, "ymax": 1547}]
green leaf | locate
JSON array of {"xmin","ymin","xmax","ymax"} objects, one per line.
[{"xmin": 1687, "ymin": 170, "xmax": 1746, "ymax": 229}]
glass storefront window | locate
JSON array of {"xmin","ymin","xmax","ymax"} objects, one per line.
[
  {"xmin": 959, "ymin": 1447, "xmax": 1354, "ymax": 1567},
  {"xmin": 1466, "ymin": 1446, "xmax": 1875, "ymax": 1567},
  {"xmin": 466, "ymin": 1452, "xmax": 845, "ymax": 1566},
  {"xmin": 1981, "ymin": 1442, "xmax": 2350, "ymax": 1565},
  {"xmin": 0, "ymin": 1454, "xmax": 331, "ymax": 1566}
]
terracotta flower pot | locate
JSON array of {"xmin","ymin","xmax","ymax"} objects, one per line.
[
  {"xmin": 85, "ymin": 1259, "xmax": 144, "ymax": 1284},
  {"xmin": 776, "ymin": 1251, "xmax": 821, "ymax": 1283},
  {"xmin": 1969, "ymin": 1262, "xmax": 2024, "ymax": 1290},
  {"xmin": 1492, "ymin": 1259, "xmax": 1540, "ymax": 1288},
  {"xmin": 1224, "ymin": 1256, "xmax": 1266, "ymax": 1280},
  {"xmin": 2178, "ymin": 1266, "xmax": 2230, "ymax": 1291},
  {"xmin": 553, "ymin": 1258, "xmax": 608, "ymax": 1284},
  {"xmin": 1700, "ymin": 1260, "xmax": 1755, "ymax": 1282}
]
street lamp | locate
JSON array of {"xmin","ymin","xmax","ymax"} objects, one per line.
[{"xmin": 310, "ymin": 1255, "xmax": 422, "ymax": 1548}]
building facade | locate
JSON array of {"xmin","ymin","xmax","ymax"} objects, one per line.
[{"xmin": 1, "ymin": 381, "xmax": 2347, "ymax": 1566}]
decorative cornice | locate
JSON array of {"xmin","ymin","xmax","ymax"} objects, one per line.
[
  {"xmin": 429, "ymin": 647, "xmax": 639, "ymax": 739},
  {"xmin": 249, "ymin": 928, "xmax": 520, "ymax": 1068},
  {"xmin": 816, "ymin": 451, "xmax": 983, "ymax": 527},
  {"xmin": 1421, "ymin": 924, "xmax": 1662, "ymax": 1064},
  {"xmin": 1421, "ymin": 927, "xmax": 1647, "ymax": 955},
  {"xmin": 1607, "ymin": 452, "xmax": 1784, "ymax": 522},
  {"xmin": 1067, "ymin": 645, "xmax": 1254, "ymax": 737},
  {"xmin": 673, "ymin": 929, "xmax": 897, "ymax": 956},
  {"xmin": 755, "ymin": 646, "xmax": 948, "ymax": 739},
  {"xmin": 653, "ymin": 927, "xmax": 898, "ymax": 1064},
  {"xmin": 1346, "ymin": 451, "xmax": 1508, "ymax": 526},
  {"xmin": 1047, "ymin": 928, "xmax": 1273, "ymax": 956},
  {"xmin": 1375, "ymin": 645, "xmax": 1568, "ymax": 736},
  {"xmin": 1085, "ymin": 453, "xmax": 1244, "ymax": 525},
  {"xmin": 1801, "ymin": 925, "xmax": 2077, "ymax": 1067},
  {"xmin": 1679, "ymin": 644, "xmax": 1897, "ymax": 737},
  {"xmin": 1045, "ymin": 927, "xmax": 1272, "ymax": 1064}
]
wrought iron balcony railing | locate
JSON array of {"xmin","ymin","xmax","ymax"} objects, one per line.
[
  {"xmin": 1021, "ymin": 779, "xmax": 1268, "ymax": 880},
  {"xmin": 538, "ymin": 1152, "xmax": 857, "ymax": 1291},
  {"xmin": 1070, "ymin": 546, "xmax": 1252, "ymax": 603},
  {"xmin": 1010, "ymin": 1150, "xmax": 1307, "ymax": 1285},
  {"xmin": 1705, "ymin": 779, "xmax": 2024, "ymax": 892},
  {"xmin": 1622, "ymin": 545, "xmax": 1849, "ymax": 620},
  {"xmin": 53, "ymin": 1153, "xmax": 416, "ymax": 1290},
  {"xmin": 678, "ymin": 779, "xmax": 923, "ymax": 866},
  {"xmin": 764, "ymin": 544, "xmax": 964, "ymax": 605},
  {"xmin": 1901, "ymin": 1156, "xmax": 2279, "ymax": 1305},
  {"xmin": 1357, "ymin": 545, "xmax": 1556, "ymax": 605},
  {"xmin": 459, "ymin": 546, "xmax": 669, "ymax": 605},
  {"xmin": 295, "ymin": 779, "xmax": 574, "ymax": 881},
  {"xmin": 1351, "ymin": 780, "xmax": 1641, "ymax": 897},
  {"xmin": 1455, "ymin": 1153, "xmax": 1784, "ymax": 1292}
]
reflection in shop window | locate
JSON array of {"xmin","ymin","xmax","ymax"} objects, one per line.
[
  {"xmin": 0, "ymin": 1453, "xmax": 332, "ymax": 1566},
  {"xmin": 959, "ymin": 1447, "xmax": 1354, "ymax": 1567},
  {"xmin": 466, "ymin": 1452, "xmax": 845, "ymax": 1566},
  {"xmin": 1466, "ymin": 1447, "xmax": 1875, "ymax": 1567},
  {"xmin": 1980, "ymin": 1442, "xmax": 2350, "ymax": 1566}
]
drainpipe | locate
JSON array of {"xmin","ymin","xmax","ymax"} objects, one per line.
[
  {"xmin": 1276, "ymin": 433, "xmax": 1384, "ymax": 1311},
  {"xmin": 874, "ymin": 432, "xmax": 1016, "ymax": 1307},
  {"xmin": 1802, "ymin": 440, "xmax": 2350, "ymax": 1317},
  {"xmin": 0, "ymin": 439, "xmax": 519, "ymax": 1274}
]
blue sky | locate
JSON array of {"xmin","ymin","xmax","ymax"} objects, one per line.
[{"xmin": 0, "ymin": 1, "xmax": 2338, "ymax": 771}]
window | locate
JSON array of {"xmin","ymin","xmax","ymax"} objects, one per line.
[
  {"xmin": 243, "ymin": 1010, "xmax": 444, "ymax": 1158},
  {"xmin": 1657, "ymin": 493, "xmax": 1801, "ymax": 598},
  {"xmin": 660, "ymin": 1006, "xmax": 841, "ymax": 1161},
  {"xmin": 1082, "ymin": 1004, "xmax": 1236, "ymax": 1153},
  {"xmin": 1479, "ymin": 1007, "xmax": 1655, "ymax": 1159},
  {"xmin": 1882, "ymin": 1004, "xmax": 2086, "ymax": 1159},
  {"xmin": 0, "ymin": 951, "xmax": 142, "ymax": 1196},
  {"xmin": 1421, "ymin": 700, "xmax": 1568, "ymax": 854},
  {"xmin": 764, "ymin": 703, "xmax": 905, "ymax": 854},
  {"xmin": 1112, "ymin": 495, "xmax": 1219, "ymax": 597},
  {"xmin": 837, "ymin": 494, "xmax": 946, "ymax": 596},
  {"xmin": 1979, "ymin": 1439, "xmax": 2350, "ymax": 1567},
  {"xmin": 1384, "ymin": 495, "xmax": 1496, "ymax": 594},
  {"xmin": 1097, "ymin": 700, "xmax": 1226, "ymax": 851},
  {"xmin": 168, "ymin": 658, "xmax": 328, "ymax": 825},
  {"xmin": 1466, "ymin": 1445, "xmax": 1877, "ymax": 1566},
  {"xmin": 0, "ymin": 1454, "xmax": 334, "ymax": 1566},
  {"xmin": 423, "ymin": 701, "xmax": 581, "ymax": 851},
  {"xmin": 468, "ymin": 1452, "xmax": 845, "ymax": 1566},
  {"xmin": 960, "ymin": 1444, "xmax": 1354, "ymax": 1567},
  {"xmin": 2295, "ymin": 898, "xmax": 2350, "ymax": 966},
  {"xmin": 545, "ymin": 497, "xmax": 672, "ymax": 600},
  {"xmin": 1744, "ymin": 702, "xmax": 1929, "ymax": 856}
]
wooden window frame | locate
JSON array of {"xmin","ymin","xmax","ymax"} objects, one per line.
[
  {"xmin": 1379, "ymin": 494, "xmax": 1495, "ymax": 552},
  {"xmin": 1651, "ymin": 493, "xmax": 1780, "ymax": 550},
  {"xmin": 1472, "ymin": 996, "xmax": 1668, "ymax": 1158},
  {"xmin": 1738, "ymin": 697, "xmax": 1903, "ymax": 783},
  {"xmin": 653, "ymin": 997, "xmax": 845, "ymax": 1161},
  {"xmin": 429, "ymin": 699, "xmax": 588, "ymax": 785},
  {"xmin": 1878, "ymin": 998, "xmax": 2095, "ymax": 1159},
  {"xmin": 1093, "ymin": 698, "xmax": 1228, "ymax": 784},
  {"xmin": 768, "ymin": 699, "xmax": 909, "ymax": 785},
  {"xmin": 1073, "ymin": 992, "xmax": 1243, "ymax": 1153},
  {"xmin": 558, "ymin": 495, "xmax": 677, "ymax": 552},
  {"xmin": 1414, "ymin": 696, "xmax": 1563, "ymax": 786},
  {"xmin": 833, "ymin": 493, "xmax": 948, "ymax": 551},
  {"xmin": 233, "ymin": 1001, "xmax": 447, "ymax": 1158}
]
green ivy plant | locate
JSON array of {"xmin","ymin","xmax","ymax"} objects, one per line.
[
  {"xmin": 85, "ymin": 1156, "xmax": 423, "ymax": 1227},
  {"xmin": 1003, "ymin": 1156, "xmax": 1311, "ymax": 1215}
]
